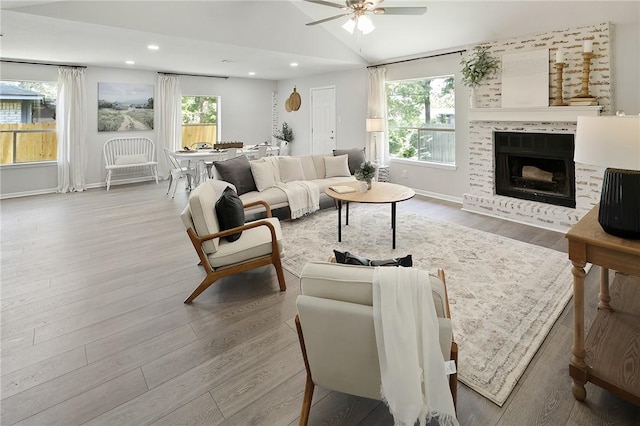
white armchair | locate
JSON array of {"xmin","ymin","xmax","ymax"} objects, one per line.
[
  {"xmin": 295, "ymin": 261, "xmax": 457, "ymax": 425},
  {"xmin": 180, "ymin": 179, "xmax": 286, "ymax": 303}
]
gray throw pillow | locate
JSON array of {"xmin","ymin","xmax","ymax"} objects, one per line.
[
  {"xmin": 215, "ymin": 186, "xmax": 245, "ymax": 242},
  {"xmin": 213, "ymin": 155, "xmax": 257, "ymax": 195},
  {"xmin": 333, "ymin": 148, "xmax": 366, "ymax": 175}
]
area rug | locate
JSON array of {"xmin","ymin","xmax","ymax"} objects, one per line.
[{"xmin": 280, "ymin": 203, "xmax": 575, "ymax": 406}]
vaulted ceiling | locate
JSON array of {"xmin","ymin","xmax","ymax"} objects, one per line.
[{"xmin": 1, "ymin": 1, "xmax": 637, "ymax": 80}]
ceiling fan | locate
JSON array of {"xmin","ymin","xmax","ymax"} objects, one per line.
[{"xmin": 304, "ymin": 0, "xmax": 427, "ymax": 34}]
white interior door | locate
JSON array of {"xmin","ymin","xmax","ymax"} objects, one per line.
[{"xmin": 310, "ymin": 86, "xmax": 336, "ymax": 154}]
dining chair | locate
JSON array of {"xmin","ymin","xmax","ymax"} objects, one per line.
[{"xmin": 164, "ymin": 148, "xmax": 197, "ymax": 198}]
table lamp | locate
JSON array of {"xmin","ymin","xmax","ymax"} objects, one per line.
[
  {"xmin": 574, "ymin": 115, "xmax": 640, "ymax": 239},
  {"xmin": 366, "ymin": 118, "xmax": 384, "ymax": 162}
]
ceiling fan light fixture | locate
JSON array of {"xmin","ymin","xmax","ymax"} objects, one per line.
[
  {"xmin": 357, "ymin": 15, "xmax": 375, "ymax": 34},
  {"xmin": 342, "ymin": 17, "xmax": 356, "ymax": 34}
]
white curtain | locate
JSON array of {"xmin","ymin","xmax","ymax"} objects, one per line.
[
  {"xmin": 156, "ymin": 74, "xmax": 182, "ymax": 178},
  {"xmin": 367, "ymin": 67, "xmax": 388, "ymax": 165},
  {"xmin": 56, "ymin": 67, "xmax": 87, "ymax": 193}
]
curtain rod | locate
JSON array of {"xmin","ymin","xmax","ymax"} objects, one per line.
[
  {"xmin": 158, "ymin": 71, "xmax": 229, "ymax": 80},
  {"xmin": 1, "ymin": 59, "xmax": 86, "ymax": 68},
  {"xmin": 367, "ymin": 49, "xmax": 466, "ymax": 69}
]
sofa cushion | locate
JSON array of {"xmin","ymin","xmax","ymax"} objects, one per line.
[
  {"xmin": 333, "ymin": 250, "xmax": 413, "ymax": 267},
  {"xmin": 333, "ymin": 148, "xmax": 366, "ymax": 175},
  {"xmin": 215, "ymin": 186, "xmax": 245, "ymax": 242},
  {"xmin": 214, "ymin": 155, "xmax": 257, "ymax": 195},
  {"xmin": 250, "ymin": 160, "xmax": 276, "ymax": 192},
  {"xmin": 279, "ymin": 157, "xmax": 305, "ymax": 182},
  {"xmin": 324, "ymin": 154, "xmax": 351, "ymax": 178}
]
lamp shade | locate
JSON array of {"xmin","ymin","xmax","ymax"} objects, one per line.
[
  {"xmin": 575, "ymin": 115, "xmax": 640, "ymax": 239},
  {"xmin": 574, "ymin": 116, "xmax": 640, "ymax": 170},
  {"xmin": 366, "ymin": 118, "xmax": 384, "ymax": 132}
]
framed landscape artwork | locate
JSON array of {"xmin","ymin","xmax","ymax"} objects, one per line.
[{"xmin": 98, "ymin": 83, "xmax": 154, "ymax": 132}]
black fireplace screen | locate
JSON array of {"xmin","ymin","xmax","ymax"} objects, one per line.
[{"xmin": 494, "ymin": 132, "xmax": 576, "ymax": 208}]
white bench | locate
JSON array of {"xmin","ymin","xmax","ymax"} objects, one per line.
[{"xmin": 103, "ymin": 137, "xmax": 159, "ymax": 190}]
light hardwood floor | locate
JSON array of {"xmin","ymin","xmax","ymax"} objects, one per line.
[{"xmin": 1, "ymin": 182, "xmax": 638, "ymax": 425}]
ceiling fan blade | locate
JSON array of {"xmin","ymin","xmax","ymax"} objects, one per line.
[
  {"xmin": 306, "ymin": 13, "xmax": 351, "ymax": 26},
  {"xmin": 375, "ymin": 7, "xmax": 427, "ymax": 15},
  {"xmin": 304, "ymin": 0, "xmax": 347, "ymax": 9}
]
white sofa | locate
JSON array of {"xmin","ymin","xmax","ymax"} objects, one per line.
[{"xmin": 211, "ymin": 153, "xmax": 359, "ymax": 215}]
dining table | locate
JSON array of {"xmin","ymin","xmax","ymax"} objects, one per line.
[{"xmin": 173, "ymin": 145, "xmax": 279, "ymax": 186}]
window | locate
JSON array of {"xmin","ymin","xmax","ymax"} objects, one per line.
[
  {"xmin": 181, "ymin": 95, "xmax": 218, "ymax": 148},
  {"xmin": 386, "ymin": 75, "xmax": 455, "ymax": 165},
  {"xmin": 0, "ymin": 80, "xmax": 57, "ymax": 164}
]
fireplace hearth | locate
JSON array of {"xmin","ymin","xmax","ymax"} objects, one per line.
[{"xmin": 494, "ymin": 132, "xmax": 576, "ymax": 208}]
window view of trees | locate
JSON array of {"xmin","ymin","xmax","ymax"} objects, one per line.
[
  {"xmin": 386, "ymin": 76, "xmax": 455, "ymax": 165},
  {"xmin": 181, "ymin": 96, "xmax": 218, "ymax": 147},
  {"xmin": 0, "ymin": 80, "xmax": 57, "ymax": 164}
]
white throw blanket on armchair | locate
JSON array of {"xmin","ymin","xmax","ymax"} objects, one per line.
[{"xmin": 372, "ymin": 267, "xmax": 459, "ymax": 426}]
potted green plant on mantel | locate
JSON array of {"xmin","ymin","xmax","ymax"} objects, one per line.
[{"xmin": 460, "ymin": 45, "xmax": 500, "ymax": 108}]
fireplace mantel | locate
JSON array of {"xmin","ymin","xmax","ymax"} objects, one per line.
[{"xmin": 469, "ymin": 106, "xmax": 603, "ymax": 123}]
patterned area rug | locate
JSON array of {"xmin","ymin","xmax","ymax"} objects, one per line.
[{"xmin": 280, "ymin": 203, "xmax": 574, "ymax": 406}]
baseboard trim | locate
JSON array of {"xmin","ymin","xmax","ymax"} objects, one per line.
[{"xmin": 413, "ymin": 189, "xmax": 463, "ymax": 204}]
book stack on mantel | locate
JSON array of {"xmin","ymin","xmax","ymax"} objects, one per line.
[{"xmin": 569, "ymin": 97, "xmax": 598, "ymax": 106}]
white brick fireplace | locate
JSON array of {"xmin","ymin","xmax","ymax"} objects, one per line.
[
  {"xmin": 460, "ymin": 22, "xmax": 612, "ymax": 233},
  {"xmin": 462, "ymin": 108, "xmax": 605, "ymax": 232}
]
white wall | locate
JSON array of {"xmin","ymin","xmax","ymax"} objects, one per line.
[
  {"xmin": 275, "ymin": 68, "xmax": 368, "ymax": 157},
  {"xmin": 0, "ymin": 63, "xmax": 276, "ymax": 197}
]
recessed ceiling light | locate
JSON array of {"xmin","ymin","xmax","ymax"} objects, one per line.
[
  {"xmin": 147, "ymin": 45, "xmax": 159, "ymax": 50},
  {"xmin": 125, "ymin": 60, "xmax": 135, "ymax": 65},
  {"xmin": 290, "ymin": 62, "xmax": 299, "ymax": 67},
  {"xmin": 248, "ymin": 72, "xmax": 256, "ymax": 76}
]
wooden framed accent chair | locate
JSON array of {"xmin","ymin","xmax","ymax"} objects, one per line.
[
  {"xmin": 295, "ymin": 261, "xmax": 458, "ymax": 425},
  {"xmin": 180, "ymin": 179, "xmax": 286, "ymax": 303}
]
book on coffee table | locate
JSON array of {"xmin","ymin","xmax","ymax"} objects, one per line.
[{"xmin": 328, "ymin": 185, "xmax": 356, "ymax": 194}]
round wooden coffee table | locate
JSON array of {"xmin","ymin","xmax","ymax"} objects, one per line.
[{"xmin": 325, "ymin": 181, "xmax": 415, "ymax": 249}]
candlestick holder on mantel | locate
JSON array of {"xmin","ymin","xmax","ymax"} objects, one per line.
[
  {"xmin": 552, "ymin": 62, "xmax": 567, "ymax": 106},
  {"xmin": 569, "ymin": 51, "xmax": 598, "ymax": 106}
]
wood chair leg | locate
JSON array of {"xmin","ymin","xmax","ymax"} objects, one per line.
[
  {"xmin": 272, "ymin": 251, "xmax": 287, "ymax": 291},
  {"xmin": 299, "ymin": 372, "xmax": 315, "ymax": 426},
  {"xmin": 184, "ymin": 274, "xmax": 217, "ymax": 303},
  {"xmin": 450, "ymin": 341, "xmax": 458, "ymax": 412},
  {"xmin": 295, "ymin": 315, "xmax": 315, "ymax": 426}
]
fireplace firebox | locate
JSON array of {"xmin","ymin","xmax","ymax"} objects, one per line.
[{"xmin": 494, "ymin": 132, "xmax": 576, "ymax": 208}]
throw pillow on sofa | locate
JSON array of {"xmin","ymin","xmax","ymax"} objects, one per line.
[
  {"xmin": 250, "ymin": 160, "xmax": 276, "ymax": 192},
  {"xmin": 214, "ymin": 155, "xmax": 257, "ymax": 195},
  {"xmin": 333, "ymin": 249, "xmax": 413, "ymax": 267},
  {"xmin": 279, "ymin": 157, "xmax": 305, "ymax": 183},
  {"xmin": 333, "ymin": 148, "xmax": 366, "ymax": 175},
  {"xmin": 215, "ymin": 186, "xmax": 245, "ymax": 242},
  {"xmin": 324, "ymin": 154, "xmax": 351, "ymax": 178}
]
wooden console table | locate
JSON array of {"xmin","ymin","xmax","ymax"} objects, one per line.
[{"xmin": 566, "ymin": 205, "xmax": 640, "ymax": 405}]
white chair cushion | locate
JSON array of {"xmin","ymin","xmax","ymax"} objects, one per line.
[
  {"xmin": 207, "ymin": 217, "xmax": 284, "ymax": 267},
  {"xmin": 188, "ymin": 180, "xmax": 234, "ymax": 254},
  {"xmin": 114, "ymin": 154, "xmax": 148, "ymax": 165},
  {"xmin": 324, "ymin": 154, "xmax": 351, "ymax": 178},
  {"xmin": 299, "ymin": 261, "xmax": 447, "ymax": 318}
]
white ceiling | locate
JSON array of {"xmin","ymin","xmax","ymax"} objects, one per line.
[{"xmin": 1, "ymin": 1, "xmax": 638, "ymax": 80}]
